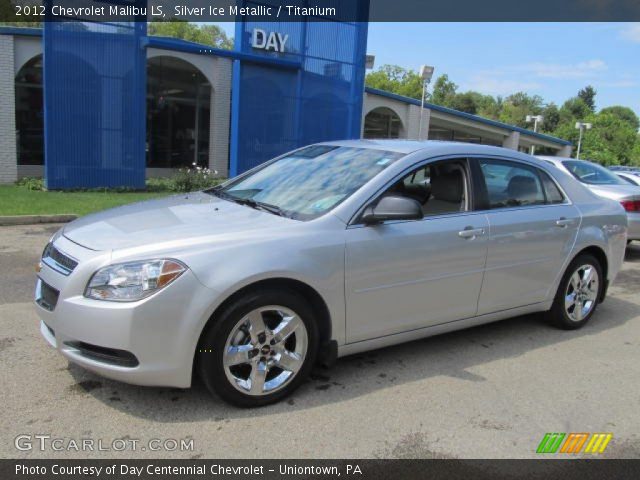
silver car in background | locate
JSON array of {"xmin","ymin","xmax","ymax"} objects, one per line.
[
  {"xmin": 616, "ymin": 171, "xmax": 640, "ymax": 187},
  {"xmin": 539, "ymin": 156, "xmax": 640, "ymax": 242},
  {"xmin": 36, "ymin": 141, "xmax": 627, "ymax": 407}
]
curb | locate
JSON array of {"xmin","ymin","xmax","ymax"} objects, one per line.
[{"xmin": 0, "ymin": 214, "xmax": 78, "ymax": 226}]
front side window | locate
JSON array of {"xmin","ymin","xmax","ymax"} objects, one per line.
[
  {"xmin": 381, "ymin": 158, "xmax": 469, "ymax": 217},
  {"xmin": 562, "ymin": 160, "xmax": 627, "ymax": 185},
  {"xmin": 213, "ymin": 146, "xmax": 405, "ymax": 220},
  {"xmin": 479, "ymin": 159, "xmax": 546, "ymax": 208}
]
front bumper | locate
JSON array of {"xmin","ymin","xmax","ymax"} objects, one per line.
[
  {"xmin": 627, "ymin": 212, "xmax": 640, "ymax": 240},
  {"xmin": 35, "ymin": 238, "xmax": 218, "ymax": 388}
]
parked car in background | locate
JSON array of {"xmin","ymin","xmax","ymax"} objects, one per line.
[
  {"xmin": 616, "ymin": 171, "xmax": 640, "ymax": 187},
  {"xmin": 609, "ymin": 165, "xmax": 640, "ymax": 173},
  {"xmin": 36, "ymin": 141, "xmax": 628, "ymax": 407},
  {"xmin": 539, "ymin": 157, "xmax": 640, "ymax": 244}
]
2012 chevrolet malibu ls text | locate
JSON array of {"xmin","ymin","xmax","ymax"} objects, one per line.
[{"xmin": 36, "ymin": 141, "xmax": 628, "ymax": 407}]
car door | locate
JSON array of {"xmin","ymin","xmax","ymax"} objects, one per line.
[
  {"xmin": 472, "ymin": 157, "xmax": 581, "ymax": 315},
  {"xmin": 345, "ymin": 158, "xmax": 489, "ymax": 343}
]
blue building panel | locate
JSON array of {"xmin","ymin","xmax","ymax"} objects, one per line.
[
  {"xmin": 230, "ymin": 1, "xmax": 370, "ymax": 175},
  {"xmin": 43, "ymin": 2, "xmax": 147, "ymax": 189}
]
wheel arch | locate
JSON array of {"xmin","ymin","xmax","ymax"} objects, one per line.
[
  {"xmin": 194, "ymin": 277, "xmax": 333, "ymax": 361},
  {"xmin": 570, "ymin": 245, "xmax": 609, "ymax": 302}
]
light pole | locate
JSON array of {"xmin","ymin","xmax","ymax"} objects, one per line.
[
  {"xmin": 418, "ymin": 65, "xmax": 435, "ymax": 140},
  {"xmin": 575, "ymin": 122, "xmax": 592, "ymax": 159},
  {"xmin": 525, "ymin": 114, "xmax": 544, "ymax": 155}
]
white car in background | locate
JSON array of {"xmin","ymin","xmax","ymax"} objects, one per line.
[{"xmin": 539, "ymin": 157, "xmax": 640, "ymax": 243}]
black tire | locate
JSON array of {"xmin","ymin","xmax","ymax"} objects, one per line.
[
  {"xmin": 197, "ymin": 289, "xmax": 318, "ymax": 407},
  {"xmin": 548, "ymin": 253, "xmax": 603, "ymax": 330}
]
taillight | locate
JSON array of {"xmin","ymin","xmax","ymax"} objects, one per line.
[{"xmin": 621, "ymin": 200, "xmax": 640, "ymax": 212}]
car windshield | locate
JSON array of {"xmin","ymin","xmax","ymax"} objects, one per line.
[
  {"xmin": 212, "ymin": 145, "xmax": 405, "ymax": 220},
  {"xmin": 562, "ymin": 160, "xmax": 627, "ymax": 185}
]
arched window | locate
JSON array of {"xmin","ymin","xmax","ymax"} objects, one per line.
[
  {"xmin": 364, "ymin": 107, "xmax": 403, "ymax": 139},
  {"xmin": 147, "ymin": 56, "xmax": 212, "ymax": 168},
  {"xmin": 15, "ymin": 55, "xmax": 43, "ymax": 165}
]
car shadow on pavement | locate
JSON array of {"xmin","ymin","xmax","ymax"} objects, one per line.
[
  {"xmin": 65, "ymin": 294, "xmax": 640, "ymax": 421},
  {"xmin": 624, "ymin": 242, "xmax": 640, "ymax": 263}
]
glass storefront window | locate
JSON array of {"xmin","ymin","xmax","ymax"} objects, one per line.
[
  {"xmin": 15, "ymin": 55, "xmax": 44, "ymax": 166},
  {"xmin": 146, "ymin": 56, "xmax": 211, "ymax": 169},
  {"xmin": 363, "ymin": 107, "xmax": 403, "ymax": 139}
]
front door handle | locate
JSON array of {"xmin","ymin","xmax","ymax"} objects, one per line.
[
  {"xmin": 458, "ymin": 227, "xmax": 485, "ymax": 239},
  {"xmin": 555, "ymin": 217, "xmax": 575, "ymax": 228}
]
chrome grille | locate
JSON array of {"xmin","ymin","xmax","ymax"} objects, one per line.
[{"xmin": 42, "ymin": 243, "xmax": 78, "ymax": 275}]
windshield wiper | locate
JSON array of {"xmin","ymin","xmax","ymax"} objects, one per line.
[{"xmin": 213, "ymin": 191, "xmax": 290, "ymax": 218}]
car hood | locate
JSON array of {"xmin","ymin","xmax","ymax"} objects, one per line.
[
  {"xmin": 62, "ymin": 192, "xmax": 293, "ymax": 251},
  {"xmin": 586, "ymin": 183, "xmax": 640, "ymax": 201}
]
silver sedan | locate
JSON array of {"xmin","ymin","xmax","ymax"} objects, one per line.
[
  {"xmin": 36, "ymin": 141, "xmax": 627, "ymax": 407},
  {"xmin": 538, "ymin": 156, "xmax": 640, "ymax": 242}
]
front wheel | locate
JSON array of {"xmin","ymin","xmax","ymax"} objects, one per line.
[
  {"xmin": 198, "ymin": 289, "xmax": 318, "ymax": 407},
  {"xmin": 548, "ymin": 254, "xmax": 602, "ymax": 330}
]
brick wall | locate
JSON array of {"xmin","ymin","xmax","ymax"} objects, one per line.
[{"xmin": 0, "ymin": 35, "xmax": 17, "ymax": 184}]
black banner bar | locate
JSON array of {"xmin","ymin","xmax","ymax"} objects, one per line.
[
  {"xmin": 2, "ymin": 0, "xmax": 640, "ymax": 23},
  {"xmin": 2, "ymin": 459, "xmax": 640, "ymax": 480}
]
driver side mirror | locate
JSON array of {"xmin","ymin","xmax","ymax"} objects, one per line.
[{"xmin": 361, "ymin": 195, "xmax": 423, "ymax": 225}]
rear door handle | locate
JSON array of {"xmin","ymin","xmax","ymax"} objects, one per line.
[
  {"xmin": 458, "ymin": 227, "xmax": 485, "ymax": 239},
  {"xmin": 555, "ymin": 217, "xmax": 575, "ymax": 228}
]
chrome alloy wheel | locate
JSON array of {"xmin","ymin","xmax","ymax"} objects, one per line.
[
  {"xmin": 222, "ymin": 306, "xmax": 308, "ymax": 396},
  {"xmin": 565, "ymin": 264, "xmax": 599, "ymax": 322}
]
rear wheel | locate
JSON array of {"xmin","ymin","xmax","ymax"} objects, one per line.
[
  {"xmin": 548, "ymin": 254, "xmax": 602, "ymax": 330},
  {"xmin": 198, "ymin": 289, "xmax": 318, "ymax": 407}
]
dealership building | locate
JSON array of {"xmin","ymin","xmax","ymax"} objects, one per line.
[{"xmin": 0, "ymin": 23, "xmax": 572, "ymax": 187}]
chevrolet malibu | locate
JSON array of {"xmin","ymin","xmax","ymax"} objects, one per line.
[{"xmin": 36, "ymin": 141, "xmax": 627, "ymax": 407}]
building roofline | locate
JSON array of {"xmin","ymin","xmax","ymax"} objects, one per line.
[
  {"xmin": 0, "ymin": 26, "xmax": 570, "ymax": 147},
  {"xmin": 0, "ymin": 26, "xmax": 42, "ymax": 37},
  {"xmin": 0, "ymin": 27, "xmax": 301, "ymax": 70},
  {"xmin": 365, "ymin": 86, "xmax": 572, "ymax": 146}
]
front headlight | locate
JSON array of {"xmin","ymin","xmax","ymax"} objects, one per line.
[{"xmin": 85, "ymin": 259, "xmax": 187, "ymax": 302}]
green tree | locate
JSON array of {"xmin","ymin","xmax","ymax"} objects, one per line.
[
  {"xmin": 148, "ymin": 21, "xmax": 233, "ymax": 49},
  {"xmin": 498, "ymin": 92, "xmax": 544, "ymax": 128},
  {"xmin": 365, "ymin": 65, "xmax": 424, "ymax": 100},
  {"xmin": 631, "ymin": 137, "xmax": 640, "ymax": 166},
  {"xmin": 449, "ymin": 92, "xmax": 479, "ymax": 114},
  {"xmin": 578, "ymin": 85, "xmax": 597, "ymax": 112},
  {"xmin": 430, "ymin": 74, "xmax": 458, "ymax": 107},
  {"xmin": 0, "ymin": 0, "xmax": 42, "ymax": 26},
  {"xmin": 541, "ymin": 103, "xmax": 560, "ymax": 132},
  {"xmin": 599, "ymin": 106, "xmax": 640, "ymax": 131},
  {"xmin": 555, "ymin": 112, "xmax": 638, "ymax": 165},
  {"xmin": 560, "ymin": 97, "xmax": 591, "ymax": 122}
]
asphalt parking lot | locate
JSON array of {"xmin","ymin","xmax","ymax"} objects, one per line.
[{"xmin": 1, "ymin": 223, "xmax": 639, "ymax": 459}]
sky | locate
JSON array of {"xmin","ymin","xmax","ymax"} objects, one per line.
[
  {"xmin": 215, "ymin": 22, "xmax": 640, "ymax": 117},
  {"xmin": 366, "ymin": 23, "xmax": 640, "ymax": 116}
]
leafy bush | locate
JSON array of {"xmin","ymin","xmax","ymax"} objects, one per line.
[
  {"xmin": 14, "ymin": 168, "xmax": 226, "ymax": 193},
  {"xmin": 168, "ymin": 166, "xmax": 224, "ymax": 193},
  {"xmin": 15, "ymin": 177, "xmax": 45, "ymax": 191},
  {"xmin": 145, "ymin": 177, "xmax": 174, "ymax": 192}
]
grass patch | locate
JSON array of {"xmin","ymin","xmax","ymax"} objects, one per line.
[{"xmin": 0, "ymin": 186, "xmax": 173, "ymax": 217}]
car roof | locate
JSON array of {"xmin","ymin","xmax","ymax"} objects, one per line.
[{"xmin": 320, "ymin": 139, "xmax": 537, "ymax": 157}]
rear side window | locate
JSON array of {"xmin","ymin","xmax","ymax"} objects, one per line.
[
  {"xmin": 479, "ymin": 160, "xmax": 545, "ymax": 208},
  {"xmin": 540, "ymin": 171, "xmax": 565, "ymax": 204}
]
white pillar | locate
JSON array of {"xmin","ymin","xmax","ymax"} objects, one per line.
[
  {"xmin": 408, "ymin": 104, "xmax": 430, "ymax": 140},
  {"xmin": 502, "ymin": 131, "xmax": 520, "ymax": 150},
  {"xmin": 0, "ymin": 35, "xmax": 18, "ymax": 184},
  {"xmin": 557, "ymin": 145, "xmax": 572, "ymax": 157}
]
